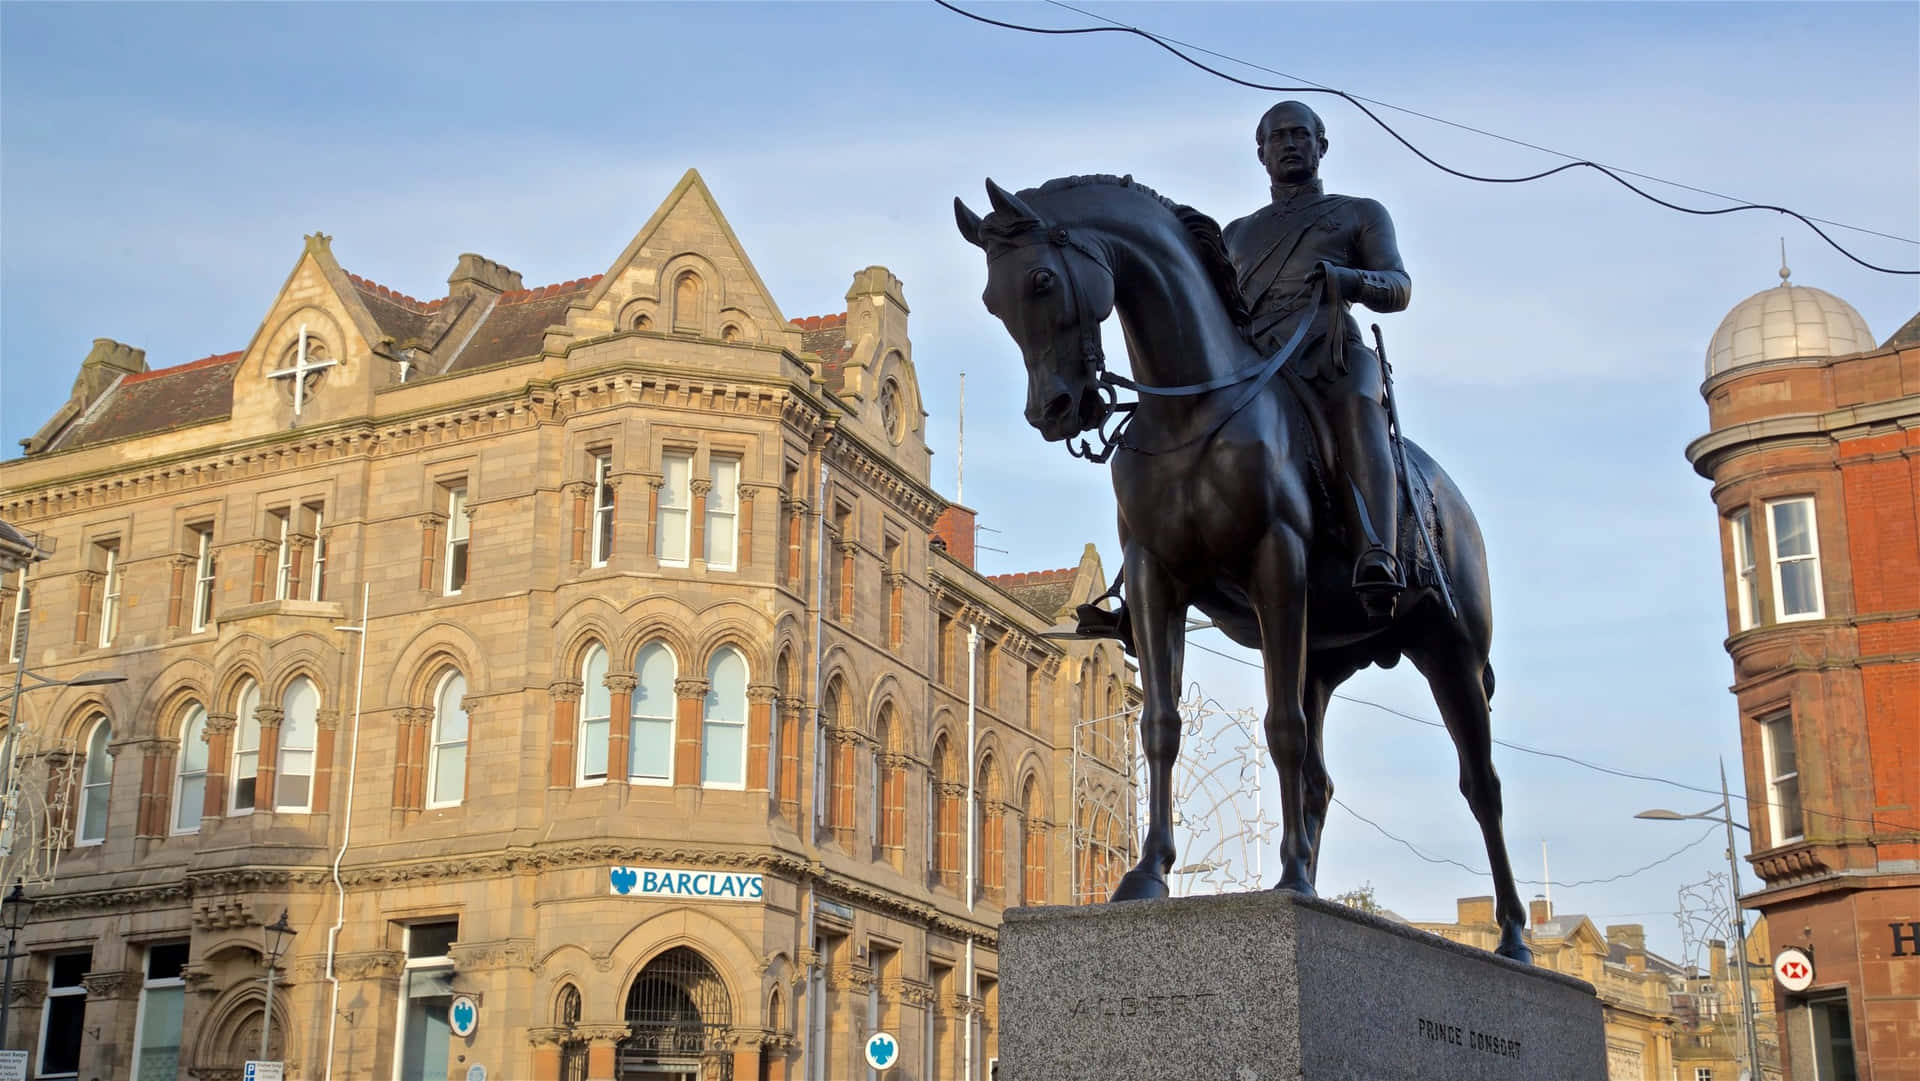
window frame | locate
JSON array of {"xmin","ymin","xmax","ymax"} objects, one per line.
[
  {"xmin": 8, "ymin": 565, "xmax": 29, "ymax": 663},
  {"xmin": 1759, "ymin": 710, "xmax": 1803, "ymax": 845},
  {"xmin": 699, "ymin": 647, "xmax": 749, "ymax": 789},
  {"xmin": 230, "ymin": 680, "xmax": 261, "ymax": 815},
  {"xmin": 129, "ymin": 941, "xmax": 188, "ymax": 1081},
  {"xmin": 577, "ymin": 644, "xmax": 611, "ymax": 786},
  {"xmin": 443, "ymin": 487, "xmax": 469, "ymax": 595},
  {"xmin": 271, "ymin": 509, "xmax": 293, "ymax": 601},
  {"xmin": 657, "ymin": 450, "xmax": 693, "ymax": 568},
  {"xmin": 274, "ymin": 677, "xmax": 319, "ymax": 813},
  {"xmin": 97, "ymin": 542, "xmax": 122, "ymax": 648},
  {"xmin": 394, "ymin": 920, "xmax": 460, "ymax": 1081},
  {"xmin": 172, "ymin": 704, "xmax": 208, "ymax": 835},
  {"xmin": 306, "ymin": 504, "xmax": 327, "ymax": 601},
  {"xmin": 1728, "ymin": 508, "xmax": 1758, "ymax": 631},
  {"xmin": 36, "ymin": 949, "xmax": 91, "ymax": 1079},
  {"xmin": 77, "ymin": 716, "xmax": 113, "ymax": 846},
  {"xmin": 426, "ymin": 670, "xmax": 469, "ymax": 809},
  {"xmin": 704, "ymin": 455, "xmax": 740, "ymax": 571},
  {"xmin": 629, "ymin": 642, "xmax": 676, "ymax": 786},
  {"xmin": 590, "ymin": 453, "xmax": 615, "ymax": 567},
  {"xmin": 190, "ymin": 525, "xmax": 216, "ymax": 632},
  {"xmin": 1765, "ymin": 496, "xmax": 1824, "ymax": 622}
]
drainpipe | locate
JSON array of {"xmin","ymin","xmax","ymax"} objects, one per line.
[
  {"xmin": 322, "ymin": 583, "xmax": 370, "ymax": 1081},
  {"xmin": 964, "ymin": 622, "xmax": 978, "ymax": 1081},
  {"xmin": 806, "ymin": 452, "xmax": 831, "ymax": 1081}
]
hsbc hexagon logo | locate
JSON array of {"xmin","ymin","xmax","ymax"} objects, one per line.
[{"xmin": 1774, "ymin": 946, "xmax": 1815, "ymax": 992}]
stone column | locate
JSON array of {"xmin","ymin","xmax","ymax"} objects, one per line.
[
  {"xmin": 567, "ymin": 482, "xmax": 591, "ymax": 567},
  {"xmin": 202, "ymin": 712, "xmax": 235, "ymax": 819},
  {"xmin": 391, "ymin": 707, "xmax": 430, "ymax": 811},
  {"xmin": 527, "ymin": 1027, "xmax": 567, "ymax": 1081},
  {"xmin": 253, "ymin": 706, "xmax": 285, "ymax": 810},
  {"xmin": 885, "ymin": 571, "xmax": 906, "ymax": 649},
  {"xmin": 72, "ymin": 571, "xmax": 99, "ymax": 645},
  {"xmin": 312, "ymin": 708, "xmax": 340, "ymax": 813},
  {"xmin": 285, "ymin": 532, "xmax": 313, "ymax": 600},
  {"xmin": 673, "ymin": 678, "xmax": 709, "ymax": 788},
  {"xmin": 747, "ymin": 684, "xmax": 778, "ymax": 792},
  {"xmin": 136, "ymin": 740, "xmax": 175, "ymax": 838},
  {"xmin": 249, "ymin": 538, "xmax": 276, "ymax": 603},
  {"xmin": 690, "ymin": 478, "xmax": 712, "ymax": 567},
  {"xmin": 419, "ymin": 513, "xmax": 446, "ymax": 591},
  {"xmin": 549, "ymin": 680, "xmax": 582, "ymax": 788},
  {"xmin": 737, "ymin": 486, "xmax": 757, "ymax": 568},
  {"xmin": 785, "ymin": 498, "xmax": 808, "ymax": 585},
  {"xmin": 778, "ymin": 696, "xmax": 803, "ymax": 823},
  {"xmin": 166, "ymin": 554, "xmax": 191, "ymax": 632},
  {"xmin": 577, "ymin": 1023, "xmax": 629, "ymax": 1081},
  {"xmin": 837, "ymin": 541, "xmax": 858, "ymax": 622},
  {"xmin": 80, "ymin": 969, "xmax": 141, "ymax": 1081},
  {"xmin": 605, "ymin": 673, "xmax": 636, "ymax": 785}
]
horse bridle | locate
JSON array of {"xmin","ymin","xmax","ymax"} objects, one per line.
[{"xmin": 988, "ymin": 215, "xmax": 1324, "ymax": 464}]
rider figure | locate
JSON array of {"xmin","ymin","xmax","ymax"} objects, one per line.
[{"xmin": 1223, "ymin": 100, "xmax": 1410, "ymax": 608}]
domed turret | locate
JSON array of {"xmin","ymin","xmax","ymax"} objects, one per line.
[{"xmin": 1705, "ymin": 259, "xmax": 1875, "ymax": 379}]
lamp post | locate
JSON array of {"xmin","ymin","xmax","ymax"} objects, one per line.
[
  {"xmin": 1636, "ymin": 758, "xmax": 1765, "ymax": 1081},
  {"xmin": 259, "ymin": 910, "xmax": 297, "ymax": 1061},
  {"xmin": 1, "ymin": 881, "xmax": 32, "ymax": 1048}
]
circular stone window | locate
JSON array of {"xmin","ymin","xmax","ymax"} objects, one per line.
[{"xmin": 879, "ymin": 379, "xmax": 905, "ymax": 445}]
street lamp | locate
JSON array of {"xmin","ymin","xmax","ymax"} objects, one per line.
[
  {"xmin": 1636, "ymin": 758, "xmax": 1765, "ymax": 1081},
  {"xmin": 1, "ymin": 881, "xmax": 33, "ymax": 1048},
  {"xmin": 259, "ymin": 909, "xmax": 297, "ymax": 1061}
]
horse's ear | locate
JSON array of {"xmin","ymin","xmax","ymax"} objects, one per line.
[
  {"xmin": 954, "ymin": 197, "xmax": 985, "ymax": 249},
  {"xmin": 985, "ymin": 178, "xmax": 1039, "ymax": 222}
]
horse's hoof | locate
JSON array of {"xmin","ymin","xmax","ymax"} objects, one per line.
[{"xmin": 1109, "ymin": 869, "xmax": 1170, "ymax": 902}]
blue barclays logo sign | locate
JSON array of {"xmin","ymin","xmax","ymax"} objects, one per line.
[{"xmin": 609, "ymin": 866, "xmax": 765, "ymax": 902}]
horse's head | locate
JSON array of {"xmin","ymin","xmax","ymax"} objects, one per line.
[{"xmin": 955, "ymin": 179, "xmax": 1115, "ymax": 442}]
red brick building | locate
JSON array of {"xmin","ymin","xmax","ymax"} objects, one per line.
[{"xmin": 1688, "ymin": 274, "xmax": 1920, "ymax": 1078}]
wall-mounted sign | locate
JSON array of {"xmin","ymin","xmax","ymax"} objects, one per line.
[
  {"xmin": 449, "ymin": 995, "xmax": 479, "ymax": 1038},
  {"xmin": 610, "ymin": 866, "xmax": 765, "ymax": 901},
  {"xmin": 865, "ymin": 1032, "xmax": 900, "ymax": 1072},
  {"xmin": 1774, "ymin": 946, "xmax": 1815, "ymax": 992}
]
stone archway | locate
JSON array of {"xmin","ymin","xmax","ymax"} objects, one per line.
[{"xmin": 618, "ymin": 946, "xmax": 734, "ymax": 1081}]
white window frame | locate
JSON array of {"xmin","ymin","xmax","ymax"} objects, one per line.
[
  {"xmin": 700, "ymin": 647, "xmax": 749, "ymax": 789},
  {"xmin": 129, "ymin": 942, "xmax": 187, "ymax": 1081},
  {"xmin": 393, "ymin": 921, "xmax": 459, "ymax": 1081},
  {"xmin": 577, "ymin": 645, "xmax": 610, "ymax": 786},
  {"xmin": 97, "ymin": 543, "xmax": 121, "ymax": 648},
  {"xmin": 590, "ymin": 453, "xmax": 615, "ymax": 567},
  {"xmin": 172, "ymin": 704, "xmax": 208, "ymax": 834},
  {"xmin": 1765, "ymin": 497, "xmax": 1824, "ymax": 622},
  {"xmin": 307, "ymin": 505, "xmax": 326, "ymax": 601},
  {"xmin": 1759, "ymin": 710, "xmax": 1803, "ymax": 845},
  {"xmin": 37, "ymin": 950, "xmax": 90, "ymax": 1079},
  {"xmin": 9, "ymin": 565, "xmax": 30, "ymax": 663},
  {"xmin": 230, "ymin": 681, "xmax": 261, "ymax": 815},
  {"xmin": 275, "ymin": 677, "xmax": 319, "ymax": 813},
  {"xmin": 191, "ymin": 526, "xmax": 216, "ymax": 632},
  {"xmin": 426, "ymin": 670, "xmax": 468, "ymax": 808},
  {"xmin": 77, "ymin": 716, "xmax": 112, "ymax": 846},
  {"xmin": 629, "ymin": 643, "xmax": 676, "ymax": 786},
  {"xmin": 1696, "ymin": 1068, "xmax": 1713, "ymax": 1081},
  {"xmin": 704, "ymin": 456, "xmax": 740, "ymax": 571},
  {"xmin": 1728, "ymin": 508, "xmax": 1757, "ymax": 631},
  {"xmin": 272, "ymin": 511, "xmax": 292, "ymax": 601},
  {"xmin": 443, "ymin": 487, "xmax": 469, "ymax": 595},
  {"xmin": 657, "ymin": 451, "xmax": 692, "ymax": 567}
]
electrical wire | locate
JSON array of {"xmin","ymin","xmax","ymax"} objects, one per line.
[
  {"xmin": 931, "ymin": 0, "xmax": 1919, "ymax": 275},
  {"xmin": 1335, "ymin": 797, "xmax": 1719, "ymax": 887}
]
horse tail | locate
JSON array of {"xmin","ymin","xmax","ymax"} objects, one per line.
[{"xmin": 1482, "ymin": 662, "xmax": 1496, "ymax": 706}]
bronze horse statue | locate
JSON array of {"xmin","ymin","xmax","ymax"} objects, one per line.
[{"xmin": 955, "ymin": 175, "xmax": 1531, "ymax": 962}]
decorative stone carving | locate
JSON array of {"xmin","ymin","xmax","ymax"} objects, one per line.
[
  {"xmin": 314, "ymin": 708, "xmax": 340, "ymax": 731},
  {"xmin": 204, "ymin": 711, "xmax": 237, "ymax": 737},
  {"xmin": 447, "ymin": 938, "xmax": 536, "ymax": 971},
  {"xmin": 690, "ymin": 479, "xmax": 713, "ymax": 497},
  {"xmin": 81, "ymin": 969, "xmax": 141, "ymax": 1000},
  {"xmin": 747, "ymin": 684, "xmax": 780, "ymax": 705},
  {"xmin": 179, "ymin": 965, "xmax": 216, "ymax": 996},
  {"xmin": 6, "ymin": 979, "xmax": 46, "ymax": 1008},
  {"xmin": 673, "ymin": 678, "xmax": 711, "ymax": 699},
  {"xmin": 333, "ymin": 949, "xmax": 405, "ymax": 981},
  {"xmin": 604, "ymin": 673, "xmax": 638, "ymax": 695},
  {"xmin": 548, "ymin": 679, "xmax": 583, "ymax": 703},
  {"xmin": 254, "ymin": 707, "xmax": 285, "ymax": 731},
  {"xmin": 526, "ymin": 1025, "xmax": 573, "ymax": 1047},
  {"xmin": 575, "ymin": 1023, "xmax": 632, "ymax": 1043}
]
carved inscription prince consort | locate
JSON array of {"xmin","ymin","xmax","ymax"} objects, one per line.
[{"xmin": 1418, "ymin": 1016, "xmax": 1522, "ymax": 1059}]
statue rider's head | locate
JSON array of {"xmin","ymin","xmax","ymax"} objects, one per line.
[{"xmin": 1256, "ymin": 101, "xmax": 1328, "ymax": 188}]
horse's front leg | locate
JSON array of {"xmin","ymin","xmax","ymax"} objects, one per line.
[
  {"xmin": 1251, "ymin": 528, "xmax": 1315, "ymax": 896},
  {"xmin": 1110, "ymin": 544, "xmax": 1187, "ymax": 902}
]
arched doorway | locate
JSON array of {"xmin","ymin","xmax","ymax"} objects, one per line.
[{"xmin": 618, "ymin": 946, "xmax": 734, "ymax": 1081}]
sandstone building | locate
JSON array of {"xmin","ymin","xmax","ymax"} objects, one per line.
[
  {"xmin": 0, "ymin": 170, "xmax": 1140, "ymax": 1081},
  {"xmin": 1687, "ymin": 272, "xmax": 1920, "ymax": 1078}
]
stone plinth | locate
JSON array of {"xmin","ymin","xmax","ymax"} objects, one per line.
[{"xmin": 999, "ymin": 891, "xmax": 1605, "ymax": 1081}]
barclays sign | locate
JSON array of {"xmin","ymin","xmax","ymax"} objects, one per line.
[{"xmin": 609, "ymin": 866, "xmax": 765, "ymax": 902}]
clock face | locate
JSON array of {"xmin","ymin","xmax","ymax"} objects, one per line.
[{"xmin": 879, "ymin": 380, "xmax": 904, "ymax": 444}]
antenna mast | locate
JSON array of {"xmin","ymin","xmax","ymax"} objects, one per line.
[{"xmin": 957, "ymin": 371, "xmax": 966, "ymax": 503}]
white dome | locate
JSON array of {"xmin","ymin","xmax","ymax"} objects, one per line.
[{"xmin": 1706, "ymin": 282, "xmax": 1875, "ymax": 378}]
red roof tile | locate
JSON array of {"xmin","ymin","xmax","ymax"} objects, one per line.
[
  {"xmin": 445, "ymin": 275, "xmax": 603, "ymax": 373},
  {"xmin": 53, "ymin": 352, "xmax": 243, "ymax": 450}
]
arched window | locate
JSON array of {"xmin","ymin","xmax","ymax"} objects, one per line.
[
  {"xmin": 428, "ymin": 671, "xmax": 469, "ymax": 808},
  {"xmin": 277, "ymin": 677, "xmax": 319, "ymax": 812},
  {"xmin": 672, "ymin": 271, "xmax": 703, "ymax": 333},
  {"xmin": 976, "ymin": 754, "xmax": 1004, "ymax": 903},
  {"xmin": 876, "ymin": 705, "xmax": 905, "ymax": 858},
  {"xmin": 932, "ymin": 734, "xmax": 959, "ymax": 886},
  {"xmin": 579, "ymin": 644, "xmax": 610, "ymax": 784},
  {"xmin": 774, "ymin": 651, "xmax": 798, "ymax": 814},
  {"xmin": 623, "ymin": 946, "xmax": 732, "ymax": 1063},
  {"xmin": 78, "ymin": 716, "xmax": 113, "ymax": 845},
  {"xmin": 1021, "ymin": 775, "xmax": 1046, "ymax": 906},
  {"xmin": 630, "ymin": 643, "xmax": 676, "ymax": 784},
  {"xmin": 700, "ymin": 648, "xmax": 747, "ymax": 788},
  {"xmin": 822, "ymin": 676, "xmax": 853, "ymax": 841},
  {"xmin": 174, "ymin": 704, "xmax": 208, "ymax": 833},
  {"xmin": 231, "ymin": 680, "xmax": 261, "ymax": 813},
  {"xmin": 557, "ymin": 983, "xmax": 586, "ymax": 1081}
]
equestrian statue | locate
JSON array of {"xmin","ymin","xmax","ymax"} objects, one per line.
[{"xmin": 953, "ymin": 100, "xmax": 1532, "ymax": 962}]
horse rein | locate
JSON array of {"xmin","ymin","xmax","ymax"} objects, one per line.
[{"xmin": 988, "ymin": 215, "xmax": 1324, "ymax": 464}]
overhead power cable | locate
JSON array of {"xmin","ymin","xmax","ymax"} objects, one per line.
[{"xmin": 931, "ymin": 0, "xmax": 1918, "ymax": 276}]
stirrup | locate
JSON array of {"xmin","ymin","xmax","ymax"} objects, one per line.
[{"xmin": 1351, "ymin": 546, "xmax": 1404, "ymax": 593}]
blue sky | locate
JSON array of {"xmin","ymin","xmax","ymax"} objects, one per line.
[{"xmin": 3, "ymin": 1, "xmax": 1916, "ymax": 961}]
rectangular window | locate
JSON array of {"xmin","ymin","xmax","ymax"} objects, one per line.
[
  {"xmin": 444, "ymin": 486, "xmax": 469, "ymax": 595},
  {"xmin": 232, "ymin": 687, "xmax": 260, "ymax": 814},
  {"xmin": 396, "ymin": 920, "xmax": 458, "ymax": 1081},
  {"xmin": 271, "ymin": 509, "xmax": 292, "ymax": 600},
  {"xmin": 306, "ymin": 503, "xmax": 327, "ymax": 601},
  {"xmin": 1728, "ymin": 509, "xmax": 1758, "ymax": 631},
  {"xmin": 591, "ymin": 453, "xmax": 615, "ymax": 566},
  {"xmin": 97, "ymin": 542, "xmax": 122, "ymax": 648},
  {"xmin": 37, "ymin": 950, "xmax": 91, "ymax": 1078},
  {"xmin": 657, "ymin": 452, "xmax": 691, "ymax": 566},
  {"xmin": 9, "ymin": 566, "xmax": 29, "ymax": 663},
  {"xmin": 1767, "ymin": 497, "xmax": 1823, "ymax": 621},
  {"xmin": 190, "ymin": 525, "xmax": 217, "ymax": 632},
  {"xmin": 705, "ymin": 456, "xmax": 740, "ymax": 570},
  {"xmin": 1696, "ymin": 1069, "xmax": 1713, "ymax": 1081},
  {"xmin": 131, "ymin": 942, "xmax": 187, "ymax": 1081},
  {"xmin": 1760, "ymin": 711, "xmax": 1803, "ymax": 844}
]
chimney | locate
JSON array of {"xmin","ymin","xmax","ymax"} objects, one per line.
[
  {"xmin": 839, "ymin": 266, "xmax": 910, "ymax": 400},
  {"xmin": 1709, "ymin": 939, "xmax": 1728, "ymax": 981},
  {"xmin": 932, "ymin": 505, "xmax": 976, "ymax": 569},
  {"xmin": 448, "ymin": 253, "xmax": 523, "ymax": 297},
  {"xmin": 1529, "ymin": 896, "xmax": 1552, "ymax": 929},
  {"xmin": 1457, "ymin": 896, "xmax": 1495, "ymax": 927},
  {"xmin": 1608, "ymin": 924, "xmax": 1647, "ymax": 971}
]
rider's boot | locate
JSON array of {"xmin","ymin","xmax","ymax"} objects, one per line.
[{"xmin": 1347, "ymin": 471, "xmax": 1404, "ymax": 622}]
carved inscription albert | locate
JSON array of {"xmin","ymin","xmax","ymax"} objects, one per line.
[{"xmin": 1067, "ymin": 991, "xmax": 1223, "ymax": 1021}]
